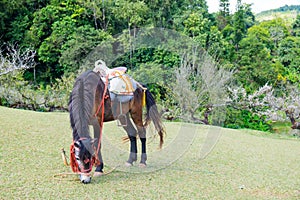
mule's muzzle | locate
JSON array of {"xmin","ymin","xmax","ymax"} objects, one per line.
[{"xmin": 80, "ymin": 174, "xmax": 92, "ymax": 184}]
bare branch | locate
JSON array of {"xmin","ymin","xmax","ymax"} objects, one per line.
[
  {"xmin": 173, "ymin": 51, "xmax": 233, "ymax": 123},
  {"xmin": 0, "ymin": 43, "xmax": 36, "ymax": 76}
]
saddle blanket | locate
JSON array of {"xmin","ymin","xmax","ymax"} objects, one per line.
[{"xmin": 101, "ymin": 67, "xmax": 137, "ymax": 103}]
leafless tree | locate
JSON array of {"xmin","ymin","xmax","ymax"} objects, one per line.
[
  {"xmin": 173, "ymin": 51, "xmax": 233, "ymax": 123},
  {"xmin": 0, "ymin": 43, "xmax": 36, "ymax": 76}
]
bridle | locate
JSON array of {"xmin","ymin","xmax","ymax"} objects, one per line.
[
  {"xmin": 75, "ymin": 140, "xmax": 95, "ymax": 173},
  {"xmin": 70, "ymin": 138, "xmax": 98, "ymax": 175}
]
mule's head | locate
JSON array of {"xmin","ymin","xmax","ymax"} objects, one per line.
[{"xmin": 74, "ymin": 139, "xmax": 95, "ymax": 184}]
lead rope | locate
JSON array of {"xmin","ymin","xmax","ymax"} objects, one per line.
[{"xmin": 94, "ymin": 74, "xmax": 109, "ymax": 163}]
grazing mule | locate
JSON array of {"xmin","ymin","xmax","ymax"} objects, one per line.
[{"xmin": 68, "ymin": 61, "xmax": 165, "ymax": 183}]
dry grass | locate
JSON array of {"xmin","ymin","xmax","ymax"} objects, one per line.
[{"xmin": 1, "ymin": 106, "xmax": 300, "ymax": 199}]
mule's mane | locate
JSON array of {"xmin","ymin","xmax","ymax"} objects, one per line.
[{"xmin": 69, "ymin": 70, "xmax": 100, "ymax": 140}]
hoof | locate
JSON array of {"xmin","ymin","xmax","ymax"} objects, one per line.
[
  {"xmin": 125, "ymin": 162, "xmax": 133, "ymax": 167},
  {"xmin": 139, "ymin": 163, "xmax": 147, "ymax": 168},
  {"xmin": 93, "ymin": 172, "xmax": 104, "ymax": 177}
]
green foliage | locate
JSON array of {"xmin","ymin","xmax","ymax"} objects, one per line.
[
  {"xmin": 112, "ymin": 48, "xmax": 180, "ymax": 71},
  {"xmin": 236, "ymin": 34, "xmax": 279, "ymax": 92},
  {"xmin": 113, "ymin": 0, "xmax": 149, "ymax": 28},
  {"xmin": 206, "ymin": 26, "xmax": 232, "ymax": 60},
  {"xmin": 216, "ymin": 0, "xmax": 231, "ymax": 30},
  {"xmin": 247, "ymin": 25, "xmax": 273, "ymax": 50},
  {"xmin": 129, "ymin": 62, "xmax": 173, "ymax": 101},
  {"xmin": 232, "ymin": 0, "xmax": 247, "ymax": 49},
  {"xmin": 25, "ymin": 5, "xmax": 63, "ymax": 47},
  {"xmin": 59, "ymin": 25, "xmax": 111, "ymax": 74},
  {"xmin": 224, "ymin": 107, "xmax": 272, "ymax": 131},
  {"xmin": 183, "ymin": 12, "xmax": 210, "ymax": 39},
  {"xmin": 292, "ymin": 14, "xmax": 300, "ymax": 36},
  {"xmin": 259, "ymin": 18, "xmax": 289, "ymax": 50},
  {"xmin": 278, "ymin": 36, "xmax": 300, "ymax": 70}
]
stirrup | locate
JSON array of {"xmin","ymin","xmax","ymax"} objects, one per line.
[
  {"xmin": 117, "ymin": 113, "xmax": 127, "ymax": 127},
  {"xmin": 116, "ymin": 100, "xmax": 127, "ymax": 127}
]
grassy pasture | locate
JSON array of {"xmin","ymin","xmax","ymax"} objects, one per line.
[{"xmin": 1, "ymin": 106, "xmax": 300, "ymax": 199}]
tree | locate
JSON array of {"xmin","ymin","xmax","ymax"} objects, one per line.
[
  {"xmin": 79, "ymin": 0, "xmax": 116, "ymax": 31},
  {"xmin": 247, "ymin": 25, "xmax": 273, "ymax": 49},
  {"xmin": 113, "ymin": 0, "xmax": 148, "ymax": 32},
  {"xmin": 292, "ymin": 14, "xmax": 300, "ymax": 36},
  {"xmin": 0, "ymin": 0, "xmax": 48, "ymax": 44},
  {"xmin": 25, "ymin": 5, "xmax": 63, "ymax": 48},
  {"xmin": 236, "ymin": 34, "xmax": 283, "ymax": 92},
  {"xmin": 278, "ymin": 36, "xmax": 300, "ymax": 70},
  {"xmin": 183, "ymin": 12, "xmax": 210, "ymax": 45},
  {"xmin": 206, "ymin": 25, "xmax": 232, "ymax": 61},
  {"xmin": 145, "ymin": 0, "xmax": 185, "ymax": 28},
  {"xmin": 243, "ymin": 3, "xmax": 255, "ymax": 29},
  {"xmin": 286, "ymin": 110, "xmax": 300, "ymax": 129},
  {"xmin": 225, "ymin": 84, "xmax": 273, "ymax": 131},
  {"xmin": 263, "ymin": 85, "xmax": 300, "ymax": 130},
  {"xmin": 173, "ymin": 52, "xmax": 233, "ymax": 123},
  {"xmin": 59, "ymin": 25, "xmax": 111, "ymax": 74},
  {"xmin": 112, "ymin": 0, "xmax": 149, "ymax": 65},
  {"xmin": 232, "ymin": 0, "xmax": 247, "ymax": 50},
  {"xmin": 181, "ymin": 0, "xmax": 212, "ymax": 49},
  {"xmin": 259, "ymin": 18, "xmax": 289, "ymax": 54},
  {"xmin": 219, "ymin": 0, "xmax": 230, "ymax": 16},
  {"xmin": 216, "ymin": 0, "xmax": 231, "ymax": 30},
  {"xmin": 0, "ymin": 44, "xmax": 36, "ymax": 76},
  {"xmin": 278, "ymin": 36, "xmax": 300, "ymax": 86}
]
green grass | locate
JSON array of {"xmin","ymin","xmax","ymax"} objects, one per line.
[
  {"xmin": 271, "ymin": 121, "xmax": 300, "ymax": 136},
  {"xmin": 1, "ymin": 106, "xmax": 300, "ymax": 199}
]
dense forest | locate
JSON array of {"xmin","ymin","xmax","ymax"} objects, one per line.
[{"xmin": 1, "ymin": 0, "xmax": 300, "ymax": 132}]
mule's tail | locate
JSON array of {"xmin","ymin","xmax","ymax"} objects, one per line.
[{"xmin": 144, "ymin": 89, "xmax": 165, "ymax": 149}]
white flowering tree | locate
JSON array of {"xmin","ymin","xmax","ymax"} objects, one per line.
[{"xmin": 227, "ymin": 84, "xmax": 300, "ymax": 130}]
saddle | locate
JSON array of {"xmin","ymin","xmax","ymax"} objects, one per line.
[
  {"xmin": 93, "ymin": 60, "xmax": 145, "ymax": 126},
  {"xmin": 93, "ymin": 60, "xmax": 136, "ymax": 102},
  {"xmin": 107, "ymin": 67, "xmax": 136, "ymax": 96}
]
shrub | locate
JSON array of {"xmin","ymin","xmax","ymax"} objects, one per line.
[
  {"xmin": 224, "ymin": 107, "xmax": 272, "ymax": 131},
  {"xmin": 0, "ymin": 71, "xmax": 75, "ymax": 111}
]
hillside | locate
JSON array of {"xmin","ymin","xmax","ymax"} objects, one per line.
[
  {"xmin": 1, "ymin": 106, "xmax": 300, "ymax": 199},
  {"xmin": 256, "ymin": 5, "xmax": 300, "ymax": 22}
]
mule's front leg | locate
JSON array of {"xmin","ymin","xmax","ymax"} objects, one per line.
[
  {"xmin": 94, "ymin": 153, "xmax": 104, "ymax": 177},
  {"xmin": 90, "ymin": 118, "xmax": 104, "ymax": 177}
]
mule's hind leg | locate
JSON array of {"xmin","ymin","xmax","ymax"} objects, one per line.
[
  {"xmin": 130, "ymin": 111, "xmax": 147, "ymax": 166},
  {"xmin": 138, "ymin": 126, "xmax": 147, "ymax": 167},
  {"xmin": 122, "ymin": 113, "xmax": 138, "ymax": 165}
]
